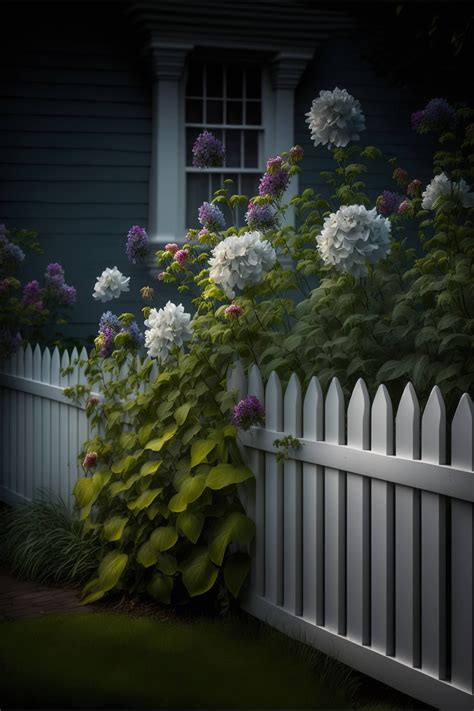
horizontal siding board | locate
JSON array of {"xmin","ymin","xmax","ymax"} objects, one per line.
[
  {"xmin": 2, "ymin": 66, "xmax": 147, "ymax": 87},
  {"xmin": 0, "ymin": 148, "xmax": 150, "ymax": 166},
  {"xmin": 0, "ymin": 131, "xmax": 152, "ymax": 151},
  {"xmin": 1, "ymin": 202, "xmax": 147, "ymax": 219},
  {"xmin": 0, "ymin": 165, "xmax": 149, "ymax": 181},
  {"xmin": 0, "ymin": 116, "xmax": 152, "ymax": 133},
  {"xmin": 2, "ymin": 98, "xmax": 152, "ymax": 119},
  {"xmin": 0, "ymin": 219, "xmax": 147, "ymax": 233},
  {"xmin": 0, "ymin": 182, "xmax": 147, "ymax": 202},
  {"xmin": 0, "ymin": 81, "xmax": 150, "ymax": 103}
]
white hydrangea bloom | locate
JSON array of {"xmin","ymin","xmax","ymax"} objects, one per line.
[
  {"xmin": 144, "ymin": 301, "xmax": 192, "ymax": 362},
  {"xmin": 317, "ymin": 205, "xmax": 391, "ymax": 277},
  {"xmin": 208, "ymin": 230, "xmax": 277, "ymax": 298},
  {"xmin": 305, "ymin": 87, "xmax": 366, "ymax": 149},
  {"xmin": 421, "ymin": 172, "xmax": 474, "ymax": 210},
  {"xmin": 92, "ymin": 266, "xmax": 130, "ymax": 302}
]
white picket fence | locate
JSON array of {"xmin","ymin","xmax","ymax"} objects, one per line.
[
  {"xmin": 227, "ymin": 361, "xmax": 474, "ymax": 711},
  {"xmin": 1, "ymin": 345, "xmax": 473, "ymax": 709}
]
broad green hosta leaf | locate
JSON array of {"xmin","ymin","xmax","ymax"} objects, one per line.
[
  {"xmin": 190, "ymin": 438, "xmax": 217, "ymax": 468},
  {"xmin": 138, "ymin": 422, "xmax": 156, "ymax": 447},
  {"xmin": 182, "ymin": 423, "xmax": 202, "ymax": 445},
  {"xmin": 208, "ymin": 512, "xmax": 255, "ymax": 567},
  {"xmin": 156, "ymin": 552, "xmax": 178, "ymax": 576},
  {"xmin": 127, "ymin": 488, "xmax": 162, "ymax": 511},
  {"xmin": 109, "ymin": 473, "xmax": 141, "ymax": 496},
  {"xmin": 73, "ymin": 476, "xmax": 100, "ymax": 509},
  {"xmin": 174, "ymin": 402, "xmax": 193, "ymax": 426},
  {"xmin": 111, "ymin": 455, "xmax": 137, "ymax": 475},
  {"xmin": 137, "ymin": 541, "xmax": 158, "ymax": 568},
  {"xmin": 147, "ymin": 572, "xmax": 174, "ymax": 604},
  {"xmin": 224, "ymin": 551, "xmax": 251, "ymax": 598},
  {"xmin": 145, "ymin": 424, "xmax": 178, "ymax": 452},
  {"xmin": 150, "ymin": 525, "xmax": 178, "ymax": 552},
  {"xmin": 139, "ymin": 460, "xmax": 162, "ymax": 477},
  {"xmin": 82, "ymin": 551, "xmax": 128, "ymax": 605},
  {"xmin": 168, "ymin": 473, "xmax": 207, "ymax": 512},
  {"xmin": 180, "ymin": 547, "xmax": 218, "ymax": 598},
  {"xmin": 103, "ymin": 516, "xmax": 128, "ymax": 542},
  {"xmin": 206, "ymin": 463, "xmax": 253, "ymax": 490},
  {"xmin": 176, "ymin": 511, "xmax": 205, "ymax": 543},
  {"xmin": 119, "ymin": 432, "xmax": 137, "ymax": 451}
]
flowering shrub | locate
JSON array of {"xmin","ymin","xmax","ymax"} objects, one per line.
[
  {"xmin": 0, "ymin": 225, "xmax": 76, "ymax": 358},
  {"xmin": 68, "ymin": 91, "xmax": 473, "ymax": 609},
  {"xmin": 92, "ymin": 266, "xmax": 130, "ymax": 302}
]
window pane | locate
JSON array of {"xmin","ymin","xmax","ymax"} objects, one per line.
[
  {"xmin": 226, "ymin": 66, "xmax": 242, "ymax": 98},
  {"xmin": 246, "ymin": 101, "xmax": 261, "ymax": 125},
  {"xmin": 207, "ymin": 99, "xmax": 223, "ymax": 124},
  {"xmin": 187, "ymin": 173, "xmax": 209, "ymax": 228},
  {"xmin": 206, "ymin": 64, "xmax": 223, "ymax": 97},
  {"xmin": 227, "ymin": 101, "xmax": 243, "ymax": 125},
  {"xmin": 224, "ymin": 129, "xmax": 241, "ymax": 167},
  {"xmin": 244, "ymin": 131, "xmax": 259, "ymax": 168},
  {"xmin": 246, "ymin": 68, "xmax": 261, "ymax": 99},
  {"xmin": 186, "ymin": 64, "xmax": 203, "ymax": 96},
  {"xmin": 186, "ymin": 99, "xmax": 202, "ymax": 123},
  {"xmin": 242, "ymin": 174, "xmax": 260, "ymax": 202},
  {"xmin": 186, "ymin": 127, "xmax": 201, "ymax": 165}
]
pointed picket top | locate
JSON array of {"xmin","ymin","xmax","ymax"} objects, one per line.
[
  {"xmin": 150, "ymin": 361, "xmax": 159, "ymax": 384},
  {"xmin": 16, "ymin": 345, "xmax": 25, "ymax": 377},
  {"xmin": 248, "ymin": 363, "xmax": 264, "ymax": 402},
  {"xmin": 303, "ymin": 376, "xmax": 323, "ymax": 441},
  {"xmin": 395, "ymin": 382, "xmax": 420, "ymax": 459},
  {"xmin": 78, "ymin": 347, "xmax": 89, "ymax": 386},
  {"xmin": 266, "ymin": 370, "xmax": 283, "ymax": 431},
  {"xmin": 60, "ymin": 349, "xmax": 70, "ymax": 387},
  {"xmin": 227, "ymin": 359, "xmax": 246, "ymax": 401},
  {"xmin": 68, "ymin": 348, "xmax": 79, "ymax": 386},
  {"xmin": 33, "ymin": 344, "xmax": 42, "ymax": 381},
  {"xmin": 347, "ymin": 377, "xmax": 370, "ymax": 450},
  {"xmin": 451, "ymin": 393, "xmax": 474, "ymax": 471},
  {"xmin": 50, "ymin": 346, "xmax": 61, "ymax": 385},
  {"xmin": 325, "ymin": 377, "xmax": 345, "ymax": 445},
  {"xmin": 24, "ymin": 343, "xmax": 33, "ymax": 378},
  {"xmin": 371, "ymin": 384, "xmax": 394, "ymax": 455},
  {"xmin": 421, "ymin": 386, "xmax": 446, "ymax": 465},
  {"xmin": 41, "ymin": 346, "xmax": 51, "ymax": 383},
  {"xmin": 284, "ymin": 372, "xmax": 302, "ymax": 437}
]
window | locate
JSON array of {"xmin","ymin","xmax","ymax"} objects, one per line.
[{"xmin": 185, "ymin": 61, "xmax": 264, "ymax": 228}]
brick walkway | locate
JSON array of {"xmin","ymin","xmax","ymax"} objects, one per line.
[{"xmin": 0, "ymin": 570, "xmax": 89, "ymax": 621}]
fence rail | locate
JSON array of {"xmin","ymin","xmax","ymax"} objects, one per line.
[
  {"xmin": 228, "ymin": 361, "xmax": 474, "ymax": 711},
  {"xmin": 1, "ymin": 346, "xmax": 473, "ymax": 710}
]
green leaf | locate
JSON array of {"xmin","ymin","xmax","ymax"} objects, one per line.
[
  {"xmin": 145, "ymin": 424, "xmax": 178, "ymax": 452},
  {"xmin": 147, "ymin": 572, "xmax": 174, "ymax": 604},
  {"xmin": 180, "ymin": 547, "xmax": 218, "ymax": 597},
  {"xmin": 150, "ymin": 525, "xmax": 178, "ymax": 552},
  {"xmin": 174, "ymin": 403, "xmax": 192, "ymax": 426},
  {"xmin": 137, "ymin": 541, "xmax": 158, "ymax": 568},
  {"xmin": 109, "ymin": 473, "xmax": 141, "ymax": 496},
  {"xmin": 182, "ymin": 423, "xmax": 202, "ymax": 445},
  {"xmin": 176, "ymin": 511, "xmax": 205, "ymax": 543},
  {"xmin": 111, "ymin": 455, "xmax": 137, "ymax": 475},
  {"xmin": 206, "ymin": 463, "xmax": 253, "ymax": 490},
  {"xmin": 127, "ymin": 488, "xmax": 162, "ymax": 511},
  {"xmin": 190, "ymin": 438, "xmax": 217, "ymax": 468},
  {"xmin": 73, "ymin": 476, "xmax": 99, "ymax": 509},
  {"xmin": 97, "ymin": 551, "xmax": 128, "ymax": 591},
  {"xmin": 119, "ymin": 432, "xmax": 137, "ymax": 451},
  {"xmin": 168, "ymin": 473, "xmax": 207, "ymax": 512},
  {"xmin": 140, "ymin": 460, "xmax": 162, "ymax": 477},
  {"xmin": 156, "ymin": 552, "xmax": 178, "ymax": 576},
  {"xmin": 224, "ymin": 551, "xmax": 251, "ymax": 598},
  {"xmin": 138, "ymin": 422, "xmax": 156, "ymax": 447},
  {"xmin": 103, "ymin": 516, "xmax": 128, "ymax": 542},
  {"xmin": 208, "ymin": 512, "xmax": 255, "ymax": 566}
]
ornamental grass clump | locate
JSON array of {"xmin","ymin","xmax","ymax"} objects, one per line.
[{"xmin": 67, "ymin": 99, "xmax": 473, "ymax": 609}]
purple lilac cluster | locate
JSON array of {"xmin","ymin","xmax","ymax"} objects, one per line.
[
  {"xmin": 192, "ymin": 130, "xmax": 225, "ymax": 168},
  {"xmin": 22, "ymin": 280, "xmax": 43, "ymax": 310},
  {"xmin": 126, "ymin": 225, "xmax": 149, "ymax": 264},
  {"xmin": 258, "ymin": 156, "xmax": 290, "ymax": 199},
  {"xmin": 198, "ymin": 202, "xmax": 226, "ymax": 231},
  {"xmin": 45, "ymin": 263, "xmax": 76, "ymax": 306},
  {"xmin": 231, "ymin": 395, "xmax": 265, "ymax": 431},
  {"xmin": 411, "ymin": 98, "xmax": 455, "ymax": 133},
  {"xmin": 123, "ymin": 320, "xmax": 144, "ymax": 349},
  {"xmin": 96, "ymin": 311, "xmax": 143, "ymax": 357},
  {"xmin": 0, "ymin": 233, "xmax": 25, "ymax": 273},
  {"xmin": 245, "ymin": 202, "xmax": 275, "ymax": 231},
  {"xmin": 0, "ymin": 328, "xmax": 22, "ymax": 359},
  {"xmin": 376, "ymin": 190, "xmax": 404, "ymax": 217}
]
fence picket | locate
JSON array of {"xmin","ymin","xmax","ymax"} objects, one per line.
[
  {"xmin": 246, "ymin": 364, "xmax": 265, "ymax": 595},
  {"xmin": 50, "ymin": 347, "xmax": 61, "ymax": 499},
  {"xmin": 16, "ymin": 347, "xmax": 26, "ymax": 499},
  {"xmin": 395, "ymin": 382, "xmax": 421, "ymax": 668},
  {"xmin": 24, "ymin": 345, "xmax": 34, "ymax": 500},
  {"xmin": 371, "ymin": 384, "xmax": 395, "ymax": 656},
  {"xmin": 324, "ymin": 377, "xmax": 346, "ymax": 635},
  {"xmin": 68, "ymin": 348, "xmax": 79, "ymax": 505},
  {"xmin": 41, "ymin": 347, "xmax": 52, "ymax": 494},
  {"xmin": 59, "ymin": 350, "xmax": 70, "ymax": 503},
  {"xmin": 264, "ymin": 370, "xmax": 283, "ymax": 606},
  {"xmin": 283, "ymin": 373, "xmax": 303, "ymax": 615},
  {"xmin": 421, "ymin": 386, "xmax": 447, "ymax": 680},
  {"xmin": 302, "ymin": 376, "xmax": 324, "ymax": 625},
  {"xmin": 451, "ymin": 394, "xmax": 474, "ymax": 693},
  {"xmin": 33, "ymin": 345, "xmax": 42, "ymax": 499},
  {"xmin": 346, "ymin": 378, "xmax": 371, "ymax": 645}
]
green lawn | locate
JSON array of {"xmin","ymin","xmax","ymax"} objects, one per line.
[{"xmin": 0, "ymin": 611, "xmax": 428, "ymax": 710}]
